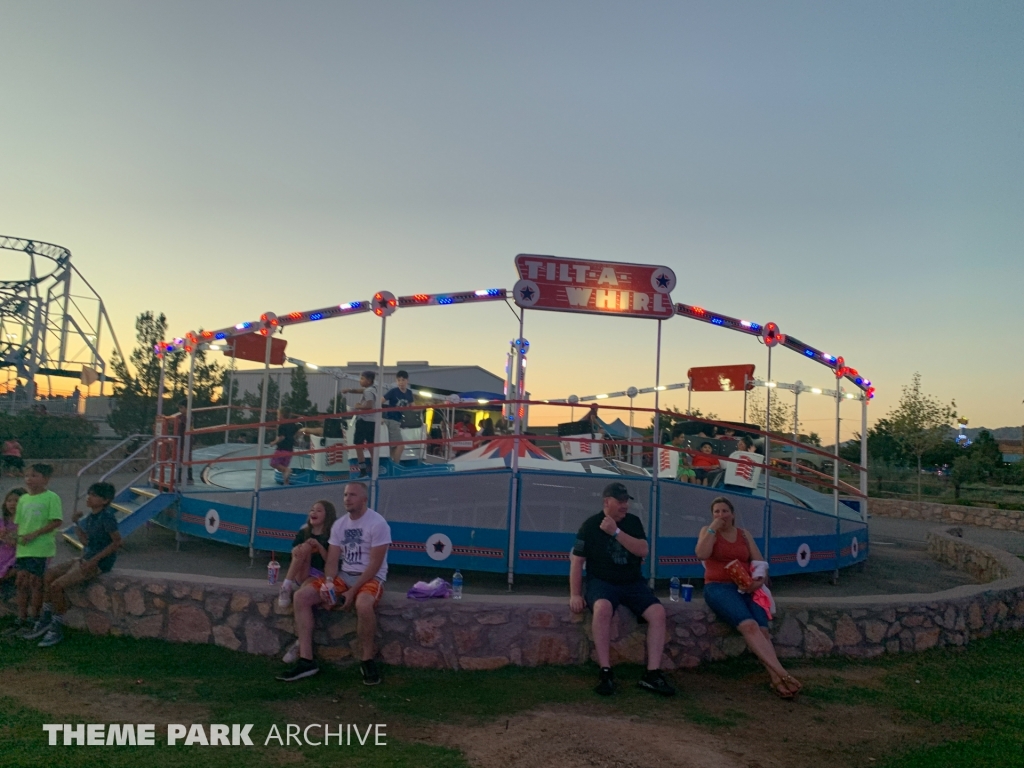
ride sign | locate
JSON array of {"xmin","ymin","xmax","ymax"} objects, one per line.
[{"xmin": 513, "ymin": 254, "xmax": 675, "ymax": 320}]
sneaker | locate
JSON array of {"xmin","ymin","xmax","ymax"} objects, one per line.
[
  {"xmin": 21, "ymin": 619, "xmax": 51, "ymax": 640},
  {"xmin": 282, "ymin": 640, "xmax": 300, "ymax": 665},
  {"xmin": 2, "ymin": 619, "xmax": 27, "ymax": 637},
  {"xmin": 37, "ymin": 625, "xmax": 63, "ymax": 648},
  {"xmin": 638, "ymin": 669, "xmax": 676, "ymax": 697},
  {"xmin": 594, "ymin": 668, "xmax": 615, "ymax": 696},
  {"xmin": 278, "ymin": 584, "xmax": 293, "ymax": 608},
  {"xmin": 361, "ymin": 659, "xmax": 381, "ymax": 686},
  {"xmin": 275, "ymin": 657, "xmax": 320, "ymax": 682}
]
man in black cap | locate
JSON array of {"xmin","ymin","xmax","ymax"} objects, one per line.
[{"xmin": 569, "ymin": 481, "xmax": 674, "ymax": 696}]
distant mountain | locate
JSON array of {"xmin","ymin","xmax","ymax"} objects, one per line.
[{"xmin": 952, "ymin": 426, "xmax": 1023, "ymax": 440}]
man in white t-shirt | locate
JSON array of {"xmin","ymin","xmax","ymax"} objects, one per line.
[{"xmin": 277, "ymin": 482, "xmax": 391, "ymax": 685}]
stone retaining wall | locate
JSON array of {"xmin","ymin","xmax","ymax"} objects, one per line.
[
  {"xmin": 871, "ymin": 497, "xmax": 1024, "ymax": 532},
  {"xmin": 927, "ymin": 527, "xmax": 1024, "ymax": 583},
  {"xmin": 3, "ymin": 529, "xmax": 1023, "ymax": 668}
]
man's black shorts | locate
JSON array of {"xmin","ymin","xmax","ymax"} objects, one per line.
[
  {"xmin": 15, "ymin": 557, "xmax": 47, "ymax": 578},
  {"xmin": 585, "ymin": 576, "xmax": 660, "ymax": 618},
  {"xmin": 353, "ymin": 420, "xmax": 376, "ymax": 445}
]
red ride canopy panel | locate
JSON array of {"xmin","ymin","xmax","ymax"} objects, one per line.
[
  {"xmin": 687, "ymin": 364, "xmax": 755, "ymax": 392},
  {"xmin": 223, "ymin": 333, "xmax": 288, "ymax": 365}
]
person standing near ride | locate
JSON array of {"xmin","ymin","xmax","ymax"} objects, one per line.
[
  {"xmin": 381, "ymin": 370, "xmax": 415, "ymax": 464},
  {"xmin": 695, "ymin": 496, "xmax": 801, "ymax": 699},
  {"xmin": 2, "ymin": 438, "xmax": 24, "ymax": 477},
  {"xmin": 343, "ymin": 372, "xmax": 377, "ymax": 477},
  {"xmin": 268, "ymin": 406, "xmax": 301, "ymax": 485},
  {"xmin": 6, "ymin": 464, "xmax": 63, "ymax": 638},
  {"xmin": 569, "ymin": 482, "xmax": 675, "ymax": 697}
]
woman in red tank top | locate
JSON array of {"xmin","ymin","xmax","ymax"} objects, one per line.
[{"xmin": 695, "ymin": 496, "xmax": 802, "ymax": 699}]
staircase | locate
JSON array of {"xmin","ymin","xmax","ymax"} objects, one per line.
[{"xmin": 62, "ymin": 486, "xmax": 177, "ymax": 550}]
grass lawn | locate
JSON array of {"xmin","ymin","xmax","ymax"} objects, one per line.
[{"xmin": 2, "ymin": 619, "xmax": 1024, "ymax": 767}]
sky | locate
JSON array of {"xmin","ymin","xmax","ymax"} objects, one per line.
[{"xmin": 2, "ymin": 2, "xmax": 1022, "ymax": 437}]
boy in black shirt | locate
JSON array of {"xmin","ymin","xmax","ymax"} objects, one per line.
[
  {"xmin": 381, "ymin": 370, "xmax": 416, "ymax": 463},
  {"xmin": 569, "ymin": 482, "xmax": 674, "ymax": 697},
  {"xmin": 29, "ymin": 482, "xmax": 121, "ymax": 647}
]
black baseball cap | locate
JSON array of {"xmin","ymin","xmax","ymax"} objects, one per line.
[{"xmin": 602, "ymin": 482, "xmax": 633, "ymax": 501}]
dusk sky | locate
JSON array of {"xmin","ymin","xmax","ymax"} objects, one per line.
[{"xmin": 2, "ymin": 2, "xmax": 1021, "ymax": 438}]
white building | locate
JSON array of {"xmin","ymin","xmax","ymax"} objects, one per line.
[{"xmin": 227, "ymin": 361, "xmax": 505, "ymax": 412}]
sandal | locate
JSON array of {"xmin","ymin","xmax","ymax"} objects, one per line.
[
  {"xmin": 780, "ymin": 674, "xmax": 802, "ymax": 696},
  {"xmin": 769, "ymin": 677, "xmax": 796, "ymax": 699}
]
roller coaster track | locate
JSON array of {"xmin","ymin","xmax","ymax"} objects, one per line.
[{"xmin": 0, "ymin": 235, "xmax": 122, "ymax": 399}]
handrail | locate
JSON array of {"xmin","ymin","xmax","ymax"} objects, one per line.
[
  {"xmin": 99, "ymin": 437, "xmax": 158, "ymax": 484},
  {"xmin": 73, "ymin": 434, "xmax": 149, "ymax": 516}
]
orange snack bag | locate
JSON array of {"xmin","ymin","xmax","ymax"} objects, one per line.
[{"xmin": 724, "ymin": 559, "xmax": 753, "ymax": 591}]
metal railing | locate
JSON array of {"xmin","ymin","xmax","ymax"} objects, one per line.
[{"xmin": 72, "ymin": 433, "xmax": 150, "ymax": 515}]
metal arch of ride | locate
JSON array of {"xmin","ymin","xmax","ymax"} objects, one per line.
[
  {"xmin": 0, "ymin": 235, "xmax": 123, "ymax": 400},
  {"xmin": 157, "ymin": 261, "xmax": 873, "ymax": 586}
]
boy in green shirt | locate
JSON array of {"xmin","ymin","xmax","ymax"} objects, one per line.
[{"xmin": 6, "ymin": 464, "xmax": 63, "ymax": 638}]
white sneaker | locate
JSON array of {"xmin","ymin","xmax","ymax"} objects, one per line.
[
  {"xmin": 282, "ymin": 640, "xmax": 300, "ymax": 664},
  {"xmin": 278, "ymin": 584, "xmax": 293, "ymax": 608}
]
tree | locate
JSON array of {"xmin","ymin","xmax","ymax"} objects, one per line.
[
  {"xmin": 950, "ymin": 455, "xmax": 983, "ymax": 499},
  {"xmin": 109, "ymin": 312, "xmax": 179, "ymax": 437},
  {"xmin": 283, "ymin": 365, "xmax": 316, "ymax": 415},
  {"xmin": 887, "ymin": 373, "xmax": 956, "ymax": 501},
  {"xmin": 970, "ymin": 430, "xmax": 1003, "ymax": 474},
  {"xmin": 108, "ymin": 311, "xmax": 222, "ymax": 438},
  {"xmin": 746, "ymin": 389, "xmax": 798, "ymax": 435}
]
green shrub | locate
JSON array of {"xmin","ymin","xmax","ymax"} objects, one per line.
[{"xmin": 0, "ymin": 412, "xmax": 97, "ymax": 459}]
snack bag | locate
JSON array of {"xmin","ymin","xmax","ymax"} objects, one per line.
[{"xmin": 724, "ymin": 559, "xmax": 753, "ymax": 591}]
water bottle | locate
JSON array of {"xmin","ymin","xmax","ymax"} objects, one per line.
[
  {"xmin": 452, "ymin": 569, "xmax": 463, "ymax": 600},
  {"xmin": 669, "ymin": 575, "xmax": 680, "ymax": 602},
  {"xmin": 321, "ymin": 578, "xmax": 337, "ymax": 606}
]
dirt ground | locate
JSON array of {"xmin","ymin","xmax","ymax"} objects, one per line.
[
  {"xmin": 3, "ymin": 664, "xmax": 959, "ymax": 768},
  {"xmin": 282, "ymin": 666, "xmax": 951, "ymax": 768}
]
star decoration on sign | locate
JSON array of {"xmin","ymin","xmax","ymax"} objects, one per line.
[
  {"xmin": 655, "ymin": 273, "xmax": 670, "ymax": 288},
  {"xmin": 519, "ymin": 285, "xmax": 535, "ymax": 301},
  {"xmin": 208, "ymin": 514, "xmax": 217, "ymax": 527},
  {"xmin": 433, "ymin": 539, "xmax": 447, "ymax": 553}
]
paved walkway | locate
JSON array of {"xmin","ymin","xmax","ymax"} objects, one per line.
[{"xmin": 869, "ymin": 515, "xmax": 1024, "ymax": 555}]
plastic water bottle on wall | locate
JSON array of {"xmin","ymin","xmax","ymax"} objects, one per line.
[
  {"xmin": 452, "ymin": 569, "xmax": 463, "ymax": 600},
  {"xmin": 669, "ymin": 576, "xmax": 680, "ymax": 602}
]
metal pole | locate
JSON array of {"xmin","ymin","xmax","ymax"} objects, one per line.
[
  {"xmin": 628, "ymin": 394, "xmax": 635, "ymax": 466},
  {"xmin": 370, "ymin": 315, "xmax": 387, "ymax": 508},
  {"xmin": 686, "ymin": 377, "xmax": 692, "ymax": 415},
  {"xmin": 743, "ymin": 376, "xmax": 748, "ymax": 424},
  {"xmin": 155, "ymin": 353, "xmax": 167, "ymax": 421},
  {"xmin": 860, "ymin": 395, "xmax": 868, "ymax": 521},
  {"xmin": 833, "ymin": 384, "xmax": 842, "ymax": 582},
  {"xmin": 507, "ymin": 310, "xmax": 525, "ymax": 590},
  {"xmin": 650, "ymin": 320, "xmax": 662, "ymax": 588},
  {"xmin": 183, "ymin": 348, "xmax": 197, "ymax": 484},
  {"xmin": 249, "ymin": 328, "xmax": 275, "ymax": 560},
  {"xmin": 792, "ymin": 384, "xmax": 801, "ymax": 477},
  {"xmin": 763, "ymin": 347, "xmax": 772, "ymax": 561},
  {"xmin": 333, "ymin": 378, "xmax": 339, "ymax": 414},
  {"xmin": 224, "ymin": 351, "xmax": 235, "ymax": 444}
]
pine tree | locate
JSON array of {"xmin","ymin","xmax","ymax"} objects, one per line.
[{"xmin": 284, "ymin": 365, "xmax": 316, "ymax": 415}]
